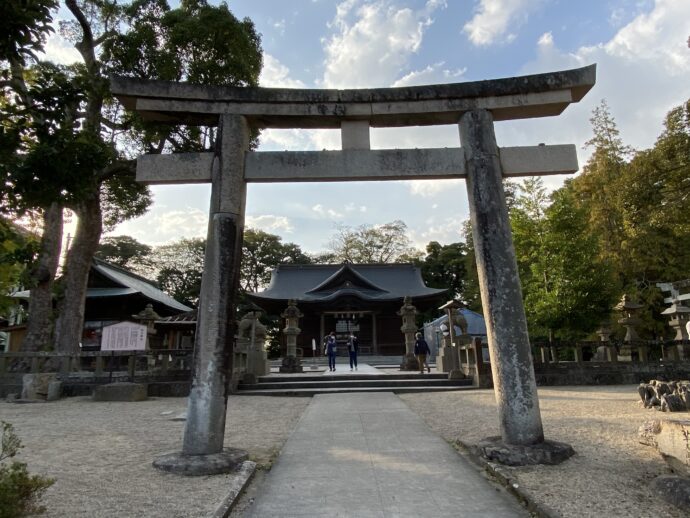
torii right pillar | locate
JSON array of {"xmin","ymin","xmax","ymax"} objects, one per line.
[{"xmin": 460, "ymin": 109, "xmax": 574, "ymax": 465}]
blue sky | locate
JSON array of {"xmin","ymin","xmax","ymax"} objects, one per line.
[{"xmin": 46, "ymin": 0, "xmax": 690, "ymax": 254}]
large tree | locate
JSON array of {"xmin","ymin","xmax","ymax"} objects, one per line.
[
  {"xmin": 241, "ymin": 228, "xmax": 311, "ymax": 293},
  {"xmin": 325, "ymin": 220, "xmax": 421, "ymax": 263},
  {"xmin": 3, "ymin": 0, "xmax": 262, "ymax": 353},
  {"xmin": 418, "ymin": 241, "xmax": 468, "ymax": 302},
  {"xmin": 1, "ymin": 1, "xmax": 71, "ymax": 350},
  {"xmin": 95, "ymin": 235, "xmax": 151, "ymax": 271},
  {"xmin": 513, "ymin": 182, "xmax": 616, "ymax": 340}
]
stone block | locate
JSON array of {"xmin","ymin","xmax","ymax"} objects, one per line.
[
  {"xmin": 21, "ymin": 373, "xmax": 56, "ymax": 400},
  {"xmin": 639, "ymin": 419, "xmax": 690, "ymax": 477},
  {"xmin": 92, "ymin": 382, "xmax": 148, "ymax": 402},
  {"xmin": 46, "ymin": 381, "xmax": 62, "ymax": 402}
]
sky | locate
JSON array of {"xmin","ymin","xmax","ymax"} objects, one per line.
[{"xmin": 45, "ymin": 0, "xmax": 690, "ymax": 255}]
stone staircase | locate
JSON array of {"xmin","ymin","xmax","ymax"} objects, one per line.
[{"xmin": 236, "ymin": 371, "xmax": 474, "ymax": 396}]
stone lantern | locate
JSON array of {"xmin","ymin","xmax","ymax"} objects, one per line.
[
  {"xmin": 280, "ymin": 299, "xmax": 303, "ymax": 373},
  {"xmin": 238, "ymin": 311, "xmax": 269, "ymax": 380},
  {"xmin": 594, "ymin": 322, "xmax": 616, "ymax": 362},
  {"xmin": 614, "ymin": 295, "xmax": 646, "ymax": 361},
  {"xmin": 398, "ymin": 296, "xmax": 419, "ymax": 371},
  {"xmin": 661, "ymin": 299, "xmax": 690, "ymax": 360},
  {"xmin": 132, "ymin": 303, "xmax": 161, "ymax": 345}
]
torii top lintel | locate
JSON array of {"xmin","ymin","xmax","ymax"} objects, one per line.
[{"xmin": 110, "ymin": 64, "xmax": 595, "ymax": 129}]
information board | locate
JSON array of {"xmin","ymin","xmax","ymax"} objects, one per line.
[{"xmin": 101, "ymin": 321, "xmax": 148, "ymax": 351}]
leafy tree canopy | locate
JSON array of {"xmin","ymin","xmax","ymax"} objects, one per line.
[
  {"xmin": 325, "ymin": 220, "xmax": 422, "ymax": 264},
  {"xmin": 95, "ymin": 235, "xmax": 151, "ymax": 271}
]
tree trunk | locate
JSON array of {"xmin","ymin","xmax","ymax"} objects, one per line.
[
  {"xmin": 53, "ymin": 190, "xmax": 102, "ymax": 354},
  {"xmin": 21, "ymin": 203, "xmax": 63, "ymax": 352}
]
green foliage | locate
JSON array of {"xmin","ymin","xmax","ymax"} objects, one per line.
[
  {"xmin": 241, "ymin": 228, "xmax": 310, "ymax": 292},
  {"xmin": 418, "ymin": 241, "xmax": 468, "ymax": 301},
  {"xmin": 96, "ymin": 235, "xmax": 151, "ymax": 270},
  {"xmin": 0, "ymin": 421, "xmax": 54, "ymax": 518},
  {"xmin": 150, "ymin": 238, "xmax": 206, "ymax": 307},
  {"xmin": 0, "ymin": 0, "xmax": 57, "ymax": 65},
  {"xmin": 0, "ymin": 219, "xmax": 37, "ymax": 315},
  {"xmin": 326, "ymin": 220, "xmax": 422, "ymax": 263},
  {"xmin": 513, "ymin": 182, "xmax": 616, "ymax": 340}
]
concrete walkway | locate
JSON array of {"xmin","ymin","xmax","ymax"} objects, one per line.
[
  {"xmin": 245, "ymin": 393, "xmax": 528, "ymax": 517},
  {"xmin": 323, "ymin": 361, "xmax": 381, "ymax": 375}
]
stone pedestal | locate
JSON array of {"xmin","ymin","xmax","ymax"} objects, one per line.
[
  {"xmin": 21, "ymin": 373, "xmax": 56, "ymax": 400},
  {"xmin": 398, "ymin": 296, "xmax": 419, "ymax": 371},
  {"xmin": 93, "ymin": 382, "xmax": 147, "ymax": 402},
  {"xmin": 437, "ymin": 343, "xmax": 458, "ymax": 373},
  {"xmin": 239, "ymin": 311, "xmax": 269, "ymax": 377}
]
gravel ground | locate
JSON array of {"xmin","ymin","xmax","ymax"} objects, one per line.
[
  {"xmin": 0, "ymin": 396, "xmax": 309, "ymax": 518},
  {"xmin": 400, "ymin": 385, "xmax": 685, "ymax": 518},
  {"xmin": 1, "ymin": 386, "xmax": 685, "ymax": 517}
]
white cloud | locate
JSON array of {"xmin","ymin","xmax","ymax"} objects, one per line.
[
  {"xmin": 320, "ymin": 0, "xmax": 446, "ymax": 88},
  {"xmin": 391, "ymin": 62, "xmax": 466, "ymax": 87},
  {"xmin": 409, "ymin": 179, "xmax": 463, "ymax": 198},
  {"xmin": 109, "ymin": 206, "xmax": 208, "ymax": 246},
  {"xmin": 463, "ymin": 0, "xmax": 537, "ymax": 46},
  {"xmin": 246, "ymin": 215, "xmax": 294, "ymax": 233},
  {"xmin": 312, "ymin": 204, "xmax": 344, "ymax": 218},
  {"xmin": 494, "ymin": 0, "xmax": 690, "ymax": 192},
  {"xmin": 408, "ymin": 216, "xmax": 465, "ymax": 249},
  {"xmin": 260, "ymin": 54, "xmax": 307, "ymax": 88},
  {"xmin": 40, "ymin": 32, "xmax": 81, "ymax": 65},
  {"xmin": 272, "ymin": 19, "xmax": 287, "ymax": 36},
  {"xmin": 344, "ymin": 202, "xmax": 368, "ymax": 212}
]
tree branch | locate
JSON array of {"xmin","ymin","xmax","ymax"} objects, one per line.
[{"xmin": 98, "ymin": 160, "xmax": 136, "ymax": 181}]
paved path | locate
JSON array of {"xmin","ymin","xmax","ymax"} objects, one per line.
[{"xmin": 245, "ymin": 393, "xmax": 528, "ymax": 517}]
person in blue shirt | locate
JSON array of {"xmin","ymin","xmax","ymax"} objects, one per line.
[
  {"xmin": 325, "ymin": 331, "xmax": 337, "ymax": 372},
  {"xmin": 347, "ymin": 332, "xmax": 359, "ymax": 371},
  {"xmin": 413, "ymin": 332, "xmax": 431, "ymax": 374}
]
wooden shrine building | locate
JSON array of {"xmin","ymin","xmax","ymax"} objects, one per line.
[{"xmin": 247, "ymin": 263, "xmax": 447, "ymax": 357}]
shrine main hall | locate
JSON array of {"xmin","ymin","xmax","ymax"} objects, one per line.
[{"xmin": 247, "ymin": 263, "xmax": 447, "ymax": 357}]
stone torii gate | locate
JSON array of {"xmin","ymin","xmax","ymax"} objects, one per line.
[{"xmin": 111, "ymin": 64, "xmax": 595, "ymax": 473}]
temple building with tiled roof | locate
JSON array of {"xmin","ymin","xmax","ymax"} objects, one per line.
[{"xmin": 247, "ymin": 263, "xmax": 448, "ymax": 356}]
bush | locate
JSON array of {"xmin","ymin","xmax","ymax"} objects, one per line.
[{"xmin": 0, "ymin": 422, "xmax": 54, "ymax": 518}]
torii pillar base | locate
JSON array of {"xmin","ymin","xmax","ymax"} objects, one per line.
[{"xmin": 153, "ymin": 448, "xmax": 248, "ymax": 476}]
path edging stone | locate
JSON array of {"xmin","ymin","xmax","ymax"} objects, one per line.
[{"xmin": 212, "ymin": 460, "xmax": 257, "ymax": 518}]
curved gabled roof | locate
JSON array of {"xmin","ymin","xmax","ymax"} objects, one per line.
[
  {"xmin": 247, "ymin": 263, "xmax": 447, "ymax": 312},
  {"xmin": 92, "ymin": 259, "xmax": 192, "ymax": 314}
]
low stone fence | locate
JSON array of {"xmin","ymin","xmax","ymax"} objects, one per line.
[
  {"xmin": 0, "ymin": 350, "xmax": 197, "ymax": 398},
  {"xmin": 437, "ymin": 339, "xmax": 690, "ymax": 387}
]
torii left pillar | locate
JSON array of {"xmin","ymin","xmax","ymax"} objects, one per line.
[{"xmin": 153, "ymin": 115, "xmax": 249, "ymax": 475}]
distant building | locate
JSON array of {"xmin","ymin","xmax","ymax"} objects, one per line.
[
  {"xmin": 247, "ymin": 263, "xmax": 448, "ymax": 356},
  {"xmin": 6, "ymin": 258, "xmax": 192, "ymax": 352},
  {"xmin": 423, "ymin": 309, "xmax": 487, "ymax": 357}
]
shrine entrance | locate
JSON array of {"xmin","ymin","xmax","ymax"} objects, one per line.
[{"xmin": 112, "ymin": 64, "xmax": 596, "ymax": 473}]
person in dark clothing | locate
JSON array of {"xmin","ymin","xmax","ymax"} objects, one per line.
[
  {"xmin": 326, "ymin": 331, "xmax": 337, "ymax": 372},
  {"xmin": 347, "ymin": 332, "xmax": 359, "ymax": 371},
  {"xmin": 413, "ymin": 332, "xmax": 431, "ymax": 374}
]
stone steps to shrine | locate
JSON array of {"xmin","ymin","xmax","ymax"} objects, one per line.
[{"xmin": 236, "ymin": 374, "xmax": 473, "ymax": 396}]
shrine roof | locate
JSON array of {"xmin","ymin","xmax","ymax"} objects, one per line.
[{"xmin": 247, "ymin": 263, "xmax": 447, "ymax": 310}]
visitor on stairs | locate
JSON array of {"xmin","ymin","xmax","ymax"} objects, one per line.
[
  {"xmin": 348, "ymin": 332, "xmax": 359, "ymax": 371},
  {"xmin": 413, "ymin": 332, "xmax": 431, "ymax": 374},
  {"xmin": 326, "ymin": 331, "xmax": 337, "ymax": 372}
]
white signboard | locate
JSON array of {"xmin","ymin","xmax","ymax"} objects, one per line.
[{"xmin": 101, "ymin": 321, "xmax": 148, "ymax": 351}]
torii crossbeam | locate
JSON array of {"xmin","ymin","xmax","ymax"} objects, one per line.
[{"xmin": 112, "ymin": 64, "xmax": 595, "ymax": 473}]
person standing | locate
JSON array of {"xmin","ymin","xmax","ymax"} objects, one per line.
[
  {"xmin": 413, "ymin": 332, "xmax": 430, "ymax": 374},
  {"xmin": 348, "ymin": 332, "xmax": 359, "ymax": 371},
  {"xmin": 326, "ymin": 331, "xmax": 337, "ymax": 372}
]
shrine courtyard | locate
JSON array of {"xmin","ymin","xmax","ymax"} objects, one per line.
[{"xmin": 2, "ymin": 385, "xmax": 684, "ymax": 517}]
